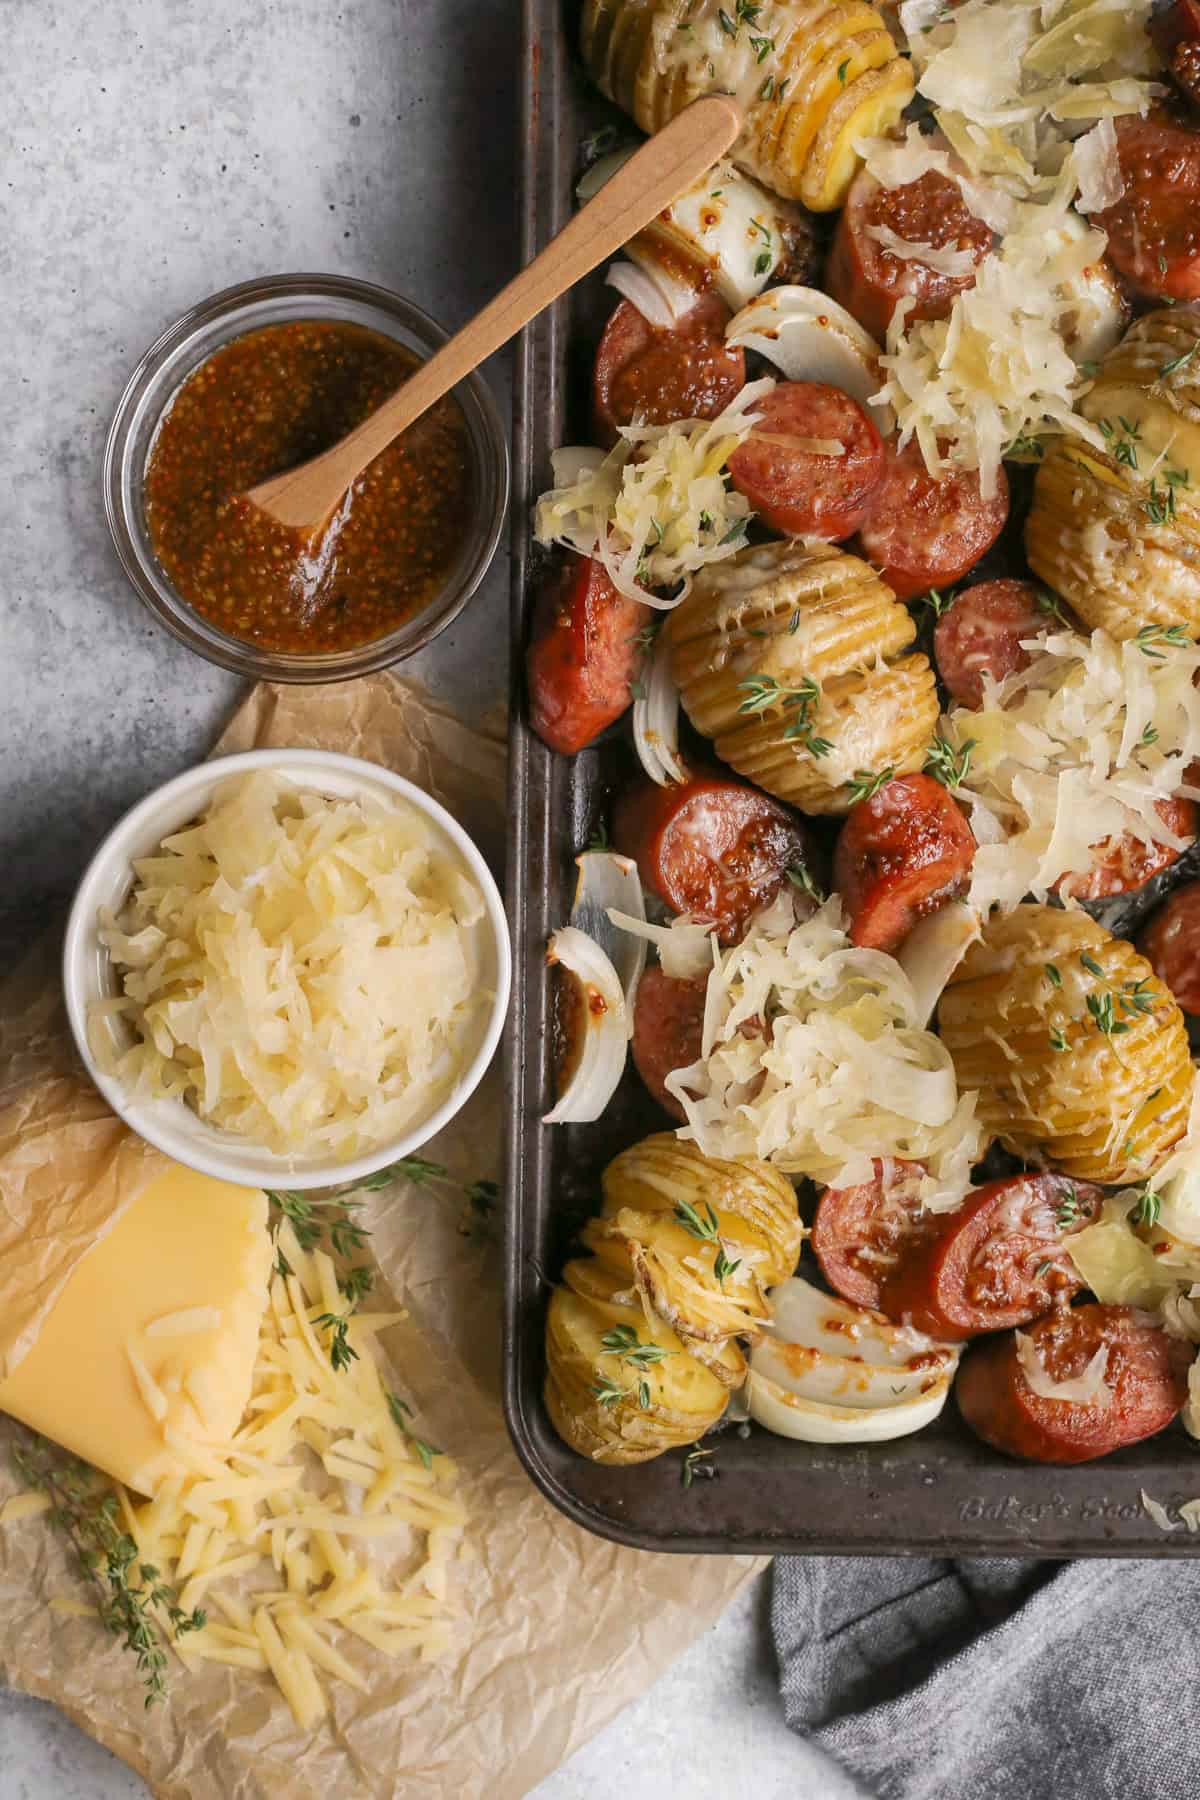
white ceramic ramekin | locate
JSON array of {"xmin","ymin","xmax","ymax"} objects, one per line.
[{"xmin": 63, "ymin": 749, "xmax": 511, "ymax": 1191}]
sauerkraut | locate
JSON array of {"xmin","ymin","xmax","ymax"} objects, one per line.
[
  {"xmin": 866, "ymin": 0, "xmax": 1159, "ymax": 494},
  {"xmin": 654, "ymin": 897, "xmax": 982, "ymax": 1206},
  {"xmin": 946, "ymin": 625, "xmax": 1200, "ymax": 914},
  {"xmin": 533, "ymin": 380, "xmax": 772, "ymax": 605},
  {"xmin": 90, "ymin": 771, "xmax": 490, "ymax": 1159}
]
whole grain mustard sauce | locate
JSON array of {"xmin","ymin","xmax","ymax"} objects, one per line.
[{"xmin": 144, "ymin": 319, "xmax": 474, "ymax": 653}]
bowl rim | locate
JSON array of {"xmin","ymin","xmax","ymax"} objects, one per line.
[
  {"xmin": 103, "ymin": 272, "xmax": 510, "ymax": 683},
  {"xmin": 63, "ymin": 748, "xmax": 512, "ymax": 1190}
]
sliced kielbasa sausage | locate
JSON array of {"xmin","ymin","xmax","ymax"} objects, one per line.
[
  {"xmin": 856, "ymin": 438, "xmax": 1009, "ymax": 602},
  {"xmin": 613, "ymin": 775, "xmax": 813, "ymax": 944},
  {"xmin": 1094, "ymin": 115, "xmax": 1200, "ymax": 302},
  {"xmin": 956, "ymin": 1304, "xmax": 1191, "ymax": 1464},
  {"xmin": 825, "ymin": 164, "xmax": 993, "ymax": 344},
  {"xmin": 592, "ymin": 294, "xmax": 745, "ymax": 447},
  {"xmin": 526, "ymin": 553, "xmax": 649, "ymax": 755},
  {"xmin": 1054, "ymin": 796, "xmax": 1197, "ymax": 903},
  {"xmin": 1139, "ymin": 878, "xmax": 1200, "ymax": 1014},
  {"xmin": 881, "ymin": 1174, "xmax": 1103, "ymax": 1341},
  {"xmin": 630, "ymin": 965, "xmax": 707, "ymax": 1121},
  {"xmin": 934, "ymin": 579, "xmax": 1059, "ymax": 710},
  {"xmin": 1151, "ymin": 0, "xmax": 1200, "ymax": 107},
  {"xmin": 812, "ymin": 1159, "xmax": 936, "ymax": 1311},
  {"xmin": 726, "ymin": 381, "xmax": 885, "ymax": 540},
  {"xmin": 832, "ymin": 773, "xmax": 976, "ymax": 953}
]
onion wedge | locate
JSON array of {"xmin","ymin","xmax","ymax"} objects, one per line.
[
  {"xmin": 570, "ymin": 853, "xmax": 647, "ymax": 1030},
  {"xmin": 746, "ymin": 1366, "xmax": 952, "ymax": 1443},
  {"xmin": 633, "ymin": 633, "xmax": 689, "ymax": 788},
  {"xmin": 725, "ymin": 287, "xmax": 891, "ymax": 431},
  {"xmin": 607, "ymin": 258, "xmax": 697, "ymax": 331},
  {"xmin": 543, "ymin": 927, "xmax": 629, "ymax": 1125},
  {"xmin": 767, "ymin": 1278, "xmax": 955, "ymax": 1370},
  {"xmin": 747, "ymin": 1275, "xmax": 959, "ymax": 1443}
]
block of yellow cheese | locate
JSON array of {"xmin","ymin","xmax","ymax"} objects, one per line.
[{"xmin": 0, "ymin": 1164, "xmax": 272, "ymax": 1494}]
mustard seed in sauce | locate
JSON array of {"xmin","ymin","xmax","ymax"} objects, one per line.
[{"xmin": 144, "ymin": 319, "xmax": 474, "ymax": 653}]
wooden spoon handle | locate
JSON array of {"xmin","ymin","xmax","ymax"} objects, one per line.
[{"xmin": 247, "ymin": 94, "xmax": 742, "ymax": 529}]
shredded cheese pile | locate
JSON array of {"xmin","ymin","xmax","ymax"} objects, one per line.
[
  {"xmin": 91, "ymin": 772, "xmax": 489, "ymax": 1159},
  {"xmin": 869, "ymin": 0, "xmax": 1162, "ymax": 493},
  {"xmin": 7, "ymin": 1224, "xmax": 466, "ymax": 1730},
  {"xmin": 659, "ymin": 897, "xmax": 983, "ymax": 1208},
  {"xmin": 945, "ymin": 625, "xmax": 1200, "ymax": 913},
  {"xmin": 534, "ymin": 379, "xmax": 773, "ymax": 605}
]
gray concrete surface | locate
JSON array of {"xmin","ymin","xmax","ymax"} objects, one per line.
[{"xmin": 0, "ymin": 1, "xmax": 845, "ymax": 1794}]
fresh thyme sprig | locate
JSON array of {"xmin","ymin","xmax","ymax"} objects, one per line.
[
  {"xmin": 845, "ymin": 767, "xmax": 895, "ymax": 805},
  {"xmin": 737, "ymin": 674, "xmax": 831, "ymax": 757},
  {"xmin": 12, "ymin": 1439, "xmax": 204, "ymax": 1706},
  {"xmin": 1135, "ymin": 623, "xmax": 1190, "ymax": 659},
  {"xmin": 1159, "ymin": 340, "xmax": 1200, "ymax": 379},
  {"xmin": 387, "ymin": 1393, "xmax": 443, "ymax": 1470},
  {"xmin": 681, "ymin": 1445, "xmax": 717, "ymax": 1489},
  {"xmin": 599, "ymin": 1325, "xmax": 674, "ymax": 1408},
  {"xmin": 269, "ymin": 1158, "xmax": 500, "ymax": 1364},
  {"xmin": 1055, "ymin": 1186, "xmax": 1081, "ymax": 1230},
  {"xmin": 924, "ymin": 733, "xmax": 976, "ymax": 790},
  {"xmin": 786, "ymin": 859, "xmax": 824, "ymax": 903},
  {"xmin": 1131, "ymin": 1186, "xmax": 1163, "ymax": 1230},
  {"xmin": 673, "ymin": 1198, "xmax": 742, "ymax": 1287},
  {"xmin": 314, "ymin": 1311, "xmax": 359, "ymax": 1373},
  {"xmin": 599, "ymin": 1324, "xmax": 674, "ymax": 1371}
]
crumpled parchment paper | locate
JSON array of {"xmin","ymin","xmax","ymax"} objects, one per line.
[{"xmin": 0, "ymin": 673, "xmax": 761, "ymax": 1799}]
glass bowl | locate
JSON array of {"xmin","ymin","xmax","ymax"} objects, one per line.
[{"xmin": 104, "ymin": 273, "xmax": 509, "ymax": 682}]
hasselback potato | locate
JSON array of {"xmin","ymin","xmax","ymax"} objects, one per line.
[
  {"xmin": 545, "ymin": 1133, "xmax": 803, "ymax": 1463},
  {"xmin": 580, "ymin": 0, "xmax": 913, "ymax": 209},
  {"xmin": 545, "ymin": 1283, "xmax": 730, "ymax": 1463},
  {"xmin": 602, "ymin": 1132, "xmax": 803, "ymax": 1287},
  {"xmin": 938, "ymin": 905, "xmax": 1192, "ymax": 1186},
  {"xmin": 663, "ymin": 540, "xmax": 938, "ymax": 814},
  {"xmin": 1026, "ymin": 307, "xmax": 1200, "ymax": 639}
]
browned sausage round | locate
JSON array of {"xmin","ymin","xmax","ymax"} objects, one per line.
[
  {"xmin": 825, "ymin": 164, "xmax": 992, "ymax": 344},
  {"xmin": 933, "ymin": 579, "xmax": 1055, "ymax": 710},
  {"xmin": 726, "ymin": 381, "xmax": 885, "ymax": 540},
  {"xmin": 831, "ymin": 773, "xmax": 975, "ymax": 952},
  {"xmin": 1151, "ymin": 0, "xmax": 1200, "ymax": 107},
  {"xmin": 1094, "ymin": 115, "xmax": 1200, "ymax": 302},
  {"xmin": 630, "ymin": 965, "xmax": 707, "ymax": 1120},
  {"xmin": 613, "ymin": 775, "xmax": 813, "ymax": 944},
  {"xmin": 592, "ymin": 295, "xmax": 746, "ymax": 447},
  {"xmin": 811, "ymin": 1159, "xmax": 935, "ymax": 1311},
  {"xmin": 1139, "ymin": 878, "xmax": 1200, "ymax": 1014},
  {"xmin": 881, "ymin": 1174, "xmax": 1102, "ymax": 1341},
  {"xmin": 1053, "ymin": 797, "xmax": 1197, "ymax": 902},
  {"xmin": 526, "ymin": 553, "xmax": 649, "ymax": 755},
  {"xmin": 956, "ymin": 1304, "xmax": 1191, "ymax": 1464},
  {"xmin": 856, "ymin": 438, "xmax": 1009, "ymax": 602}
]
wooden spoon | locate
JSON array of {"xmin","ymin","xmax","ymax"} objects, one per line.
[{"xmin": 244, "ymin": 95, "xmax": 742, "ymax": 533}]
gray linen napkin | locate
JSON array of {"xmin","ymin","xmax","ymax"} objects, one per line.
[{"xmin": 772, "ymin": 1555, "xmax": 1200, "ymax": 1800}]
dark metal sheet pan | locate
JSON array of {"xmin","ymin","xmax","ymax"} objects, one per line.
[{"xmin": 502, "ymin": 0, "xmax": 1200, "ymax": 1555}]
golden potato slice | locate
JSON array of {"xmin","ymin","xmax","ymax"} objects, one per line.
[
  {"xmin": 584, "ymin": 1207, "xmax": 771, "ymax": 1344},
  {"xmin": 664, "ymin": 540, "xmax": 935, "ymax": 812},
  {"xmin": 938, "ymin": 904, "xmax": 1193, "ymax": 1185},
  {"xmin": 1026, "ymin": 309, "xmax": 1200, "ymax": 639},
  {"xmin": 602, "ymin": 1133, "xmax": 803, "ymax": 1288},
  {"xmin": 579, "ymin": 0, "xmax": 910, "ymax": 204},
  {"xmin": 544, "ymin": 1285, "xmax": 728, "ymax": 1463}
]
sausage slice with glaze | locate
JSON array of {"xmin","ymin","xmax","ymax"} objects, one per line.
[
  {"xmin": 881, "ymin": 1173, "xmax": 1102, "ymax": 1341},
  {"xmin": 957, "ymin": 1304, "xmax": 1191, "ymax": 1464}
]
